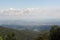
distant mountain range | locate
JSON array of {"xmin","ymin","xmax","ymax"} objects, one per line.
[
  {"xmin": 0, "ymin": 19, "xmax": 60, "ymax": 31},
  {"xmin": 0, "ymin": 24, "xmax": 52, "ymax": 31},
  {"xmin": 0, "ymin": 19, "xmax": 60, "ymax": 25}
]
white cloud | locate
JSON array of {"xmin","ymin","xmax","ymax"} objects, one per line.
[{"xmin": 0, "ymin": 7, "xmax": 60, "ymax": 20}]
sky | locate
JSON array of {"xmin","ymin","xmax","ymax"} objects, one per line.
[
  {"xmin": 0, "ymin": 0, "xmax": 60, "ymax": 21},
  {"xmin": 0, "ymin": 0, "xmax": 60, "ymax": 9}
]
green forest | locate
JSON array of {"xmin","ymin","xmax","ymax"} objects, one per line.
[{"xmin": 0, "ymin": 25, "xmax": 60, "ymax": 40}]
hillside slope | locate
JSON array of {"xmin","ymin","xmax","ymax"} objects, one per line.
[{"xmin": 0, "ymin": 26, "xmax": 39, "ymax": 40}]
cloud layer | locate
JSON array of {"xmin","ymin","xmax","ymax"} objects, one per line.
[{"xmin": 0, "ymin": 7, "xmax": 60, "ymax": 20}]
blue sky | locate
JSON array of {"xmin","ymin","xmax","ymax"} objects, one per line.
[{"xmin": 0, "ymin": 0, "xmax": 60, "ymax": 9}]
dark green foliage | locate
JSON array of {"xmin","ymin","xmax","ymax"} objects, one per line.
[
  {"xmin": 0, "ymin": 36, "xmax": 3, "ymax": 40},
  {"xmin": 49, "ymin": 25, "xmax": 60, "ymax": 40},
  {"xmin": 5, "ymin": 32, "xmax": 16, "ymax": 40},
  {"xmin": 36, "ymin": 30, "xmax": 49, "ymax": 40},
  {"xmin": 0, "ymin": 26, "xmax": 39, "ymax": 40},
  {"xmin": 0, "ymin": 25, "xmax": 60, "ymax": 40},
  {"xmin": 36, "ymin": 25, "xmax": 60, "ymax": 40}
]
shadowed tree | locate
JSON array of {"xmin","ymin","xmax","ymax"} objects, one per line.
[
  {"xmin": 5, "ymin": 32, "xmax": 17, "ymax": 40},
  {"xmin": 49, "ymin": 25, "xmax": 60, "ymax": 40}
]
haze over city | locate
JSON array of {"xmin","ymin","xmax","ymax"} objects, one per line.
[{"xmin": 0, "ymin": 0, "xmax": 60, "ymax": 25}]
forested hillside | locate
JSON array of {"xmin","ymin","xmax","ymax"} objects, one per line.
[
  {"xmin": 0, "ymin": 25, "xmax": 60, "ymax": 40},
  {"xmin": 0, "ymin": 26, "xmax": 39, "ymax": 40}
]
